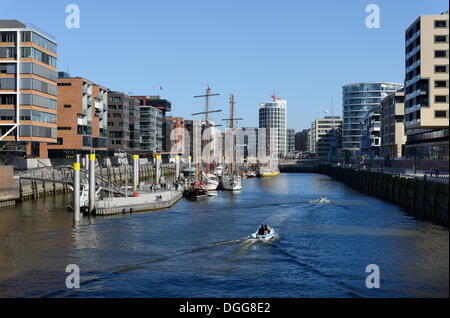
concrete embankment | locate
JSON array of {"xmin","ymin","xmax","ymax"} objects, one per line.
[{"xmin": 319, "ymin": 165, "xmax": 449, "ymax": 228}]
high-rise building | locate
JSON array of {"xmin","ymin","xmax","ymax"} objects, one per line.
[
  {"xmin": 311, "ymin": 116, "xmax": 342, "ymax": 160},
  {"xmin": 342, "ymin": 82, "xmax": 403, "ymax": 155},
  {"xmin": 380, "ymin": 90, "xmax": 405, "ymax": 158},
  {"xmin": 258, "ymin": 94, "xmax": 287, "ymax": 158},
  {"xmin": 107, "ymin": 91, "xmax": 140, "ymax": 152},
  {"xmin": 404, "ymin": 12, "xmax": 449, "ymax": 160},
  {"xmin": 131, "ymin": 96, "xmax": 165, "ymax": 154},
  {"xmin": 47, "ymin": 73, "xmax": 108, "ymax": 157},
  {"xmin": 0, "ymin": 20, "xmax": 58, "ymax": 158},
  {"xmin": 286, "ymin": 128, "xmax": 295, "ymax": 156}
]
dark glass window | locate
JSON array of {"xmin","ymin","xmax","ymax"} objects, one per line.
[
  {"xmin": 435, "ymin": 95, "xmax": 447, "ymax": 103},
  {"xmin": 435, "ymin": 80, "xmax": 448, "ymax": 88},
  {"xmin": 435, "ymin": 20, "xmax": 447, "ymax": 28},
  {"xmin": 435, "ymin": 35, "xmax": 447, "ymax": 43},
  {"xmin": 435, "ymin": 50, "xmax": 447, "ymax": 58},
  {"xmin": 435, "ymin": 110, "xmax": 447, "ymax": 118},
  {"xmin": 64, "ymin": 104, "xmax": 71, "ymax": 108},
  {"xmin": 435, "ymin": 65, "xmax": 447, "ymax": 73}
]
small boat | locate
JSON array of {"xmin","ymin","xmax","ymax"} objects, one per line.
[
  {"xmin": 183, "ymin": 186, "xmax": 209, "ymax": 200},
  {"xmin": 68, "ymin": 184, "xmax": 101, "ymax": 213},
  {"xmin": 248, "ymin": 225, "xmax": 275, "ymax": 241},
  {"xmin": 312, "ymin": 196, "xmax": 331, "ymax": 204},
  {"xmin": 220, "ymin": 174, "xmax": 242, "ymax": 191},
  {"xmin": 247, "ymin": 170, "xmax": 257, "ymax": 178},
  {"xmin": 258, "ymin": 165, "xmax": 280, "ymax": 177}
]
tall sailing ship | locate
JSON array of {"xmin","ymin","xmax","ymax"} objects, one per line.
[{"xmin": 220, "ymin": 94, "xmax": 242, "ymax": 191}]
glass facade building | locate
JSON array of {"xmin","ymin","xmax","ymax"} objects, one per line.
[{"xmin": 342, "ymin": 82, "xmax": 403, "ymax": 153}]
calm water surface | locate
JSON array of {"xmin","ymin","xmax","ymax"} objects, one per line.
[{"xmin": 0, "ymin": 173, "xmax": 448, "ymax": 297}]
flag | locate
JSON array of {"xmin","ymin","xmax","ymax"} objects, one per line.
[
  {"xmin": 160, "ymin": 86, "xmax": 163, "ymax": 91},
  {"xmin": 324, "ymin": 109, "xmax": 329, "ymax": 114}
]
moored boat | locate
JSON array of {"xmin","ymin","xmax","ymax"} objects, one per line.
[{"xmin": 220, "ymin": 174, "xmax": 242, "ymax": 191}]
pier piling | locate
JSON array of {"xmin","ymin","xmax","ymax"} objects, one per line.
[
  {"xmin": 89, "ymin": 153, "xmax": 96, "ymax": 214},
  {"xmin": 73, "ymin": 155, "xmax": 81, "ymax": 223}
]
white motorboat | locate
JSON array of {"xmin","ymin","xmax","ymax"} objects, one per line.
[
  {"xmin": 68, "ymin": 184, "xmax": 101, "ymax": 212},
  {"xmin": 220, "ymin": 174, "xmax": 242, "ymax": 191},
  {"xmin": 248, "ymin": 225, "xmax": 275, "ymax": 241}
]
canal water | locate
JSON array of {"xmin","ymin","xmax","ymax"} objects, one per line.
[{"xmin": 0, "ymin": 173, "xmax": 448, "ymax": 297}]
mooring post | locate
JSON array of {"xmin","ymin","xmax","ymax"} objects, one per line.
[
  {"xmin": 175, "ymin": 155, "xmax": 180, "ymax": 180},
  {"xmin": 188, "ymin": 155, "xmax": 192, "ymax": 169},
  {"xmin": 156, "ymin": 155, "xmax": 161, "ymax": 184},
  {"xmin": 73, "ymin": 155, "xmax": 81, "ymax": 223},
  {"xmin": 89, "ymin": 153, "xmax": 96, "ymax": 214},
  {"xmin": 85, "ymin": 153, "xmax": 89, "ymax": 170},
  {"xmin": 133, "ymin": 155, "xmax": 139, "ymax": 195}
]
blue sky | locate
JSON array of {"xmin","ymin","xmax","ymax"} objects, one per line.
[{"xmin": 2, "ymin": 0, "xmax": 448, "ymax": 131}]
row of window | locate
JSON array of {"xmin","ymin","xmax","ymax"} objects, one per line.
[
  {"xmin": 21, "ymin": 31, "xmax": 57, "ymax": 54},
  {"xmin": 19, "ymin": 125, "xmax": 57, "ymax": 138},
  {"xmin": 20, "ymin": 78, "xmax": 57, "ymax": 96},
  {"xmin": 20, "ymin": 47, "xmax": 57, "ymax": 68},
  {"xmin": 19, "ymin": 109, "xmax": 57, "ymax": 124}
]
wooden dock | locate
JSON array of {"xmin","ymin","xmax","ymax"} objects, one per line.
[{"xmin": 94, "ymin": 190, "xmax": 183, "ymax": 215}]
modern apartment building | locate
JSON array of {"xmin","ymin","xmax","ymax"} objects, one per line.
[
  {"xmin": 380, "ymin": 90, "xmax": 406, "ymax": 158},
  {"xmin": 107, "ymin": 91, "xmax": 140, "ymax": 152},
  {"xmin": 258, "ymin": 95, "xmax": 287, "ymax": 158},
  {"xmin": 286, "ymin": 128, "xmax": 295, "ymax": 156},
  {"xmin": 47, "ymin": 73, "xmax": 108, "ymax": 157},
  {"xmin": 404, "ymin": 12, "xmax": 449, "ymax": 160},
  {"xmin": 132, "ymin": 96, "xmax": 165, "ymax": 154},
  {"xmin": 163, "ymin": 117, "xmax": 184, "ymax": 154},
  {"xmin": 311, "ymin": 116, "xmax": 342, "ymax": 160},
  {"xmin": 0, "ymin": 20, "xmax": 58, "ymax": 158},
  {"xmin": 295, "ymin": 129, "xmax": 310, "ymax": 153},
  {"xmin": 342, "ymin": 82, "xmax": 403, "ymax": 155},
  {"xmin": 360, "ymin": 112, "xmax": 381, "ymax": 156}
]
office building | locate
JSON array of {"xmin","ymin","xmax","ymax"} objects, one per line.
[
  {"xmin": 0, "ymin": 20, "xmax": 57, "ymax": 158},
  {"xmin": 404, "ymin": 12, "xmax": 449, "ymax": 160},
  {"xmin": 311, "ymin": 116, "xmax": 342, "ymax": 160}
]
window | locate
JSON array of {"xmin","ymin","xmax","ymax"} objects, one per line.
[
  {"xmin": 57, "ymin": 82, "xmax": 72, "ymax": 86},
  {"xmin": 57, "ymin": 127, "xmax": 71, "ymax": 130},
  {"xmin": 435, "ymin": 50, "xmax": 447, "ymax": 58},
  {"xmin": 435, "ymin": 95, "xmax": 447, "ymax": 103},
  {"xmin": 435, "ymin": 65, "xmax": 448, "ymax": 73},
  {"xmin": 0, "ymin": 31, "xmax": 16, "ymax": 42},
  {"xmin": 435, "ymin": 20, "xmax": 447, "ymax": 28},
  {"xmin": 435, "ymin": 80, "xmax": 448, "ymax": 88},
  {"xmin": 435, "ymin": 110, "xmax": 447, "ymax": 118},
  {"xmin": 64, "ymin": 104, "xmax": 71, "ymax": 108},
  {"xmin": 435, "ymin": 35, "xmax": 447, "ymax": 43}
]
